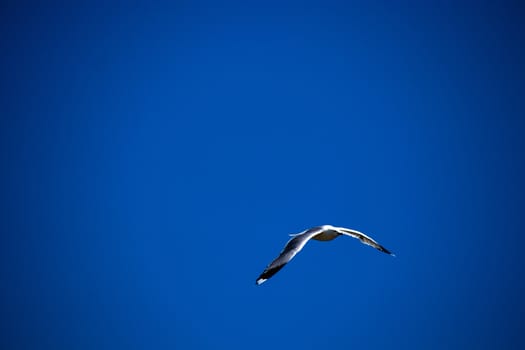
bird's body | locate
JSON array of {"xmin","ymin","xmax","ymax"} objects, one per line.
[
  {"xmin": 310, "ymin": 227, "xmax": 339, "ymax": 241},
  {"xmin": 256, "ymin": 224, "xmax": 394, "ymax": 285}
]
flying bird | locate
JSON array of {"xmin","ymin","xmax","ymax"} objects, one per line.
[{"xmin": 256, "ymin": 225, "xmax": 394, "ymax": 285}]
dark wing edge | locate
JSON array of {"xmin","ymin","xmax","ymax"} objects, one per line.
[
  {"xmin": 255, "ymin": 228, "xmax": 322, "ymax": 285},
  {"xmin": 370, "ymin": 241, "xmax": 393, "ymax": 255}
]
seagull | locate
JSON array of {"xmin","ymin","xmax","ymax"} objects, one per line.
[{"xmin": 256, "ymin": 225, "xmax": 394, "ymax": 285}]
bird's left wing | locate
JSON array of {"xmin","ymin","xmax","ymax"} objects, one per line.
[{"xmin": 256, "ymin": 227, "xmax": 324, "ymax": 285}]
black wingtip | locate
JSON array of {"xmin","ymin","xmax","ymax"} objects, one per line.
[{"xmin": 378, "ymin": 245, "xmax": 395, "ymax": 256}]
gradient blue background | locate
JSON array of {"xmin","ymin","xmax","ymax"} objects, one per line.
[{"xmin": 1, "ymin": 1, "xmax": 524, "ymax": 349}]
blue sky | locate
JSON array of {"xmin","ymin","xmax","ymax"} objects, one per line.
[{"xmin": 1, "ymin": 1, "xmax": 524, "ymax": 349}]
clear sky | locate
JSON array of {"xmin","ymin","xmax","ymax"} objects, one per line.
[{"xmin": 1, "ymin": 1, "xmax": 525, "ymax": 349}]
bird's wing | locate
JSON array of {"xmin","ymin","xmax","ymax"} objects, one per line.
[
  {"xmin": 337, "ymin": 227, "xmax": 394, "ymax": 256},
  {"xmin": 256, "ymin": 227, "xmax": 324, "ymax": 285}
]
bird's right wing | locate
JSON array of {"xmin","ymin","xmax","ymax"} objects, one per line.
[
  {"xmin": 256, "ymin": 227, "xmax": 324, "ymax": 285},
  {"xmin": 337, "ymin": 227, "xmax": 394, "ymax": 256}
]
